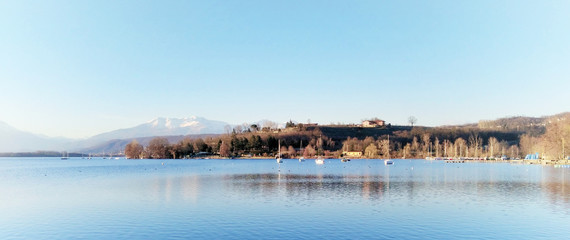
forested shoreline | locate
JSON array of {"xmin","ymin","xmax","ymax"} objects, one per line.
[{"xmin": 125, "ymin": 113, "xmax": 570, "ymax": 160}]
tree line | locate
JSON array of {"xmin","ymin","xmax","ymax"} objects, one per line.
[{"xmin": 125, "ymin": 115, "xmax": 570, "ymax": 160}]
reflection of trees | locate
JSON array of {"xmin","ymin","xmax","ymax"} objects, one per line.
[
  {"xmin": 225, "ymin": 174, "xmax": 390, "ymax": 201},
  {"xmin": 149, "ymin": 175, "xmax": 202, "ymax": 203},
  {"xmin": 142, "ymin": 168, "xmax": 570, "ymax": 212},
  {"xmin": 223, "ymin": 172, "xmax": 570, "ymax": 210},
  {"xmin": 541, "ymin": 167, "xmax": 570, "ymax": 212}
]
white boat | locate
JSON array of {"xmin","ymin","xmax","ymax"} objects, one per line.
[
  {"xmin": 384, "ymin": 159, "xmax": 394, "ymax": 165},
  {"xmin": 315, "ymin": 137, "xmax": 325, "ymax": 165},
  {"xmin": 298, "ymin": 141, "xmax": 305, "ymax": 162},
  {"xmin": 61, "ymin": 151, "xmax": 69, "ymax": 160},
  {"xmin": 276, "ymin": 140, "xmax": 283, "ymax": 163}
]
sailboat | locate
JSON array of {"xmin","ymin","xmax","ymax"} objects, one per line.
[
  {"xmin": 315, "ymin": 156, "xmax": 325, "ymax": 165},
  {"xmin": 341, "ymin": 144, "xmax": 350, "ymax": 162},
  {"xmin": 299, "ymin": 140, "xmax": 305, "ymax": 162},
  {"xmin": 61, "ymin": 151, "xmax": 69, "ymax": 160},
  {"xmin": 384, "ymin": 135, "xmax": 394, "ymax": 165},
  {"xmin": 276, "ymin": 140, "xmax": 283, "ymax": 163},
  {"xmin": 315, "ymin": 137, "xmax": 324, "ymax": 164}
]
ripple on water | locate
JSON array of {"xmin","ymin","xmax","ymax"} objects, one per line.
[{"xmin": 0, "ymin": 158, "xmax": 569, "ymax": 239}]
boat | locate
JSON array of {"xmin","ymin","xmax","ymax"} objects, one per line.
[
  {"xmin": 299, "ymin": 141, "xmax": 305, "ymax": 162},
  {"xmin": 315, "ymin": 157, "xmax": 325, "ymax": 164},
  {"xmin": 340, "ymin": 142, "xmax": 350, "ymax": 162},
  {"xmin": 315, "ymin": 137, "xmax": 325, "ymax": 164},
  {"xmin": 61, "ymin": 151, "xmax": 69, "ymax": 160},
  {"xmin": 276, "ymin": 140, "xmax": 283, "ymax": 163},
  {"xmin": 384, "ymin": 135, "xmax": 393, "ymax": 165}
]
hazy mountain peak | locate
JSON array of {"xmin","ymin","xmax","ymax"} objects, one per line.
[
  {"xmin": 89, "ymin": 116, "xmax": 229, "ymax": 142},
  {"xmin": 0, "ymin": 121, "xmax": 72, "ymax": 152},
  {"xmin": 0, "ymin": 120, "xmax": 16, "ymax": 131},
  {"xmin": 147, "ymin": 116, "xmax": 205, "ymax": 129}
]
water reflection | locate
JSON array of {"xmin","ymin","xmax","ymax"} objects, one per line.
[
  {"xmin": 149, "ymin": 175, "xmax": 202, "ymax": 203},
  {"xmin": 131, "ymin": 164, "xmax": 570, "ymax": 213},
  {"xmin": 541, "ymin": 167, "xmax": 570, "ymax": 212},
  {"xmin": 1, "ymin": 159, "xmax": 570, "ymax": 240}
]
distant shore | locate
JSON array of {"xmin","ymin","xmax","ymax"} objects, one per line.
[{"xmin": 2, "ymin": 155, "xmax": 569, "ymax": 165}]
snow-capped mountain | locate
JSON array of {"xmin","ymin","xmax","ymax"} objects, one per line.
[
  {"xmin": 88, "ymin": 116, "xmax": 229, "ymax": 142},
  {"xmin": 0, "ymin": 116, "xmax": 230, "ymax": 153}
]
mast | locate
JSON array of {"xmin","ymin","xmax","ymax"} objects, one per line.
[{"xmin": 387, "ymin": 135, "xmax": 390, "ymax": 159}]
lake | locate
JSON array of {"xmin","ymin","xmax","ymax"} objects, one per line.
[{"xmin": 0, "ymin": 158, "xmax": 568, "ymax": 239}]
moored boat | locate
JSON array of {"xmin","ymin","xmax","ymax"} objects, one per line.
[
  {"xmin": 61, "ymin": 151, "xmax": 69, "ymax": 160},
  {"xmin": 276, "ymin": 140, "xmax": 283, "ymax": 163}
]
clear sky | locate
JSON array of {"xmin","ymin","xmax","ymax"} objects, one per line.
[{"xmin": 1, "ymin": 0, "xmax": 569, "ymax": 138}]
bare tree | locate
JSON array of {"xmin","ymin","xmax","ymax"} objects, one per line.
[
  {"xmin": 509, "ymin": 145, "xmax": 520, "ymax": 159},
  {"xmin": 147, "ymin": 137, "xmax": 171, "ymax": 159},
  {"xmin": 378, "ymin": 139, "xmax": 390, "ymax": 158},
  {"xmin": 443, "ymin": 139, "xmax": 452, "ymax": 157},
  {"xmin": 403, "ymin": 143, "xmax": 411, "ymax": 159},
  {"xmin": 280, "ymin": 145, "xmax": 288, "ymax": 158},
  {"xmin": 434, "ymin": 137, "xmax": 440, "ymax": 157},
  {"xmin": 219, "ymin": 141, "xmax": 231, "ymax": 157},
  {"xmin": 287, "ymin": 146, "xmax": 296, "ymax": 158},
  {"xmin": 233, "ymin": 125, "xmax": 243, "ymax": 133},
  {"xmin": 468, "ymin": 133, "xmax": 482, "ymax": 158},
  {"xmin": 125, "ymin": 140, "xmax": 143, "ymax": 159},
  {"xmin": 364, "ymin": 143, "xmax": 379, "ymax": 158},
  {"xmin": 224, "ymin": 125, "xmax": 232, "ymax": 135},
  {"xmin": 422, "ymin": 133, "xmax": 431, "ymax": 157},
  {"xmin": 408, "ymin": 116, "xmax": 418, "ymax": 127},
  {"xmin": 411, "ymin": 136, "xmax": 420, "ymax": 157},
  {"xmin": 262, "ymin": 120, "xmax": 278, "ymax": 130},
  {"xmin": 303, "ymin": 144, "xmax": 317, "ymax": 157},
  {"xmin": 241, "ymin": 123, "xmax": 250, "ymax": 132},
  {"xmin": 455, "ymin": 138, "xmax": 466, "ymax": 157},
  {"xmin": 488, "ymin": 137, "xmax": 499, "ymax": 158}
]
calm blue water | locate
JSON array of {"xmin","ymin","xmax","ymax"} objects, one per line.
[{"xmin": 0, "ymin": 158, "xmax": 568, "ymax": 239}]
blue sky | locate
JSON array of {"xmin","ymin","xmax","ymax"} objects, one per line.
[{"xmin": 1, "ymin": 0, "xmax": 569, "ymax": 138}]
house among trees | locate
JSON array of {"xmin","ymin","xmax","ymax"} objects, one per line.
[
  {"xmin": 343, "ymin": 151, "xmax": 363, "ymax": 158},
  {"xmin": 362, "ymin": 119, "xmax": 385, "ymax": 127}
]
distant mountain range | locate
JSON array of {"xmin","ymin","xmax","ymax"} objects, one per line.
[
  {"xmin": 89, "ymin": 116, "xmax": 228, "ymax": 141},
  {"xmin": 0, "ymin": 121, "xmax": 73, "ymax": 152},
  {"xmin": 1, "ymin": 113, "xmax": 568, "ymax": 154},
  {"xmin": 0, "ymin": 116, "xmax": 230, "ymax": 153}
]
